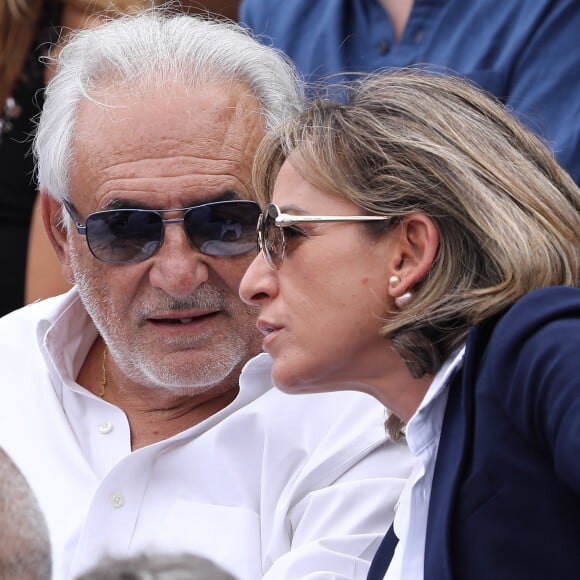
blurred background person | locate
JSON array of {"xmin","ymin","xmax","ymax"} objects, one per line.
[
  {"xmin": 0, "ymin": 445, "xmax": 51, "ymax": 579},
  {"xmin": 76, "ymin": 552, "xmax": 235, "ymax": 580},
  {"xmin": 239, "ymin": 0, "xmax": 580, "ymax": 184}
]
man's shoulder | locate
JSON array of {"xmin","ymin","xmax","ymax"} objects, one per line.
[{"xmin": 234, "ymin": 356, "xmax": 413, "ymax": 505}]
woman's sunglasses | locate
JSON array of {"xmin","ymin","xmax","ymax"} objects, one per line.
[
  {"xmin": 257, "ymin": 203, "xmax": 389, "ymax": 270},
  {"xmin": 63, "ymin": 199, "xmax": 261, "ymax": 264}
]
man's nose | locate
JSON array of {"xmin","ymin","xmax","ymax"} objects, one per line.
[{"xmin": 148, "ymin": 222, "xmax": 210, "ymax": 299}]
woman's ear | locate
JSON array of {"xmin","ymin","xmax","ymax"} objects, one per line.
[
  {"xmin": 387, "ymin": 213, "xmax": 439, "ymax": 300},
  {"xmin": 41, "ymin": 192, "xmax": 75, "ymax": 283}
]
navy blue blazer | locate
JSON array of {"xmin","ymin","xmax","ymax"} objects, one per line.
[{"xmin": 368, "ymin": 286, "xmax": 580, "ymax": 579}]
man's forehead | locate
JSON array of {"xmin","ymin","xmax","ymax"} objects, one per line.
[
  {"xmin": 68, "ymin": 80, "xmax": 265, "ymax": 209},
  {"xmin": 74, "ymin": 80, "xmax": 264, "ymax": 143}
]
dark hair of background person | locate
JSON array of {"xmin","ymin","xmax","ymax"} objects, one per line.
[{"xmin": 0, "ymin": 446, "xmax": 51, "ymax": 580}]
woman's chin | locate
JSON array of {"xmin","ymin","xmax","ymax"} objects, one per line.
[
  {"xmin": 271, "ymin": 367, "xmax": 303, "ymax": 394},
  {"xmin": 271, "ymin": 366, "xmax": 332, "ymax": 396}
]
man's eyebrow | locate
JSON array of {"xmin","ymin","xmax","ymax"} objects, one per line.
[
  {"xmin": 214, "ymin": 189, "xmax": 241, "ymax": 203},
  {"xmin": 103, "ymin": 190, "xmax": 242, "ymax": 210}
]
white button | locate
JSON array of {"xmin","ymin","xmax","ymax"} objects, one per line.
[
  {"xmin": 98, "ymin": 421, "xmax": 113, "ymax": 434},
  {"xmin": 110, "ymin": 493, "xmax": 125, "ymax": 508}
]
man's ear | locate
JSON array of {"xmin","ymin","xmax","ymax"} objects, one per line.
[
  {"xmin": 41, "ymin": 192, "xmax": 75, "ymax": 283},
  {"xmin": 387, "ymin": 213, "xmax": 439, "ymax": 299}
]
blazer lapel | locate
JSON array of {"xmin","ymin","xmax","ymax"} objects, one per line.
[
  {"xmin": 367, "ymin": 524, "xmax": 398, "ymax": 579},
  {"xmin": 423, "ymin": 368, "xmax": 467, "ymax": 578},
  {"xmin": 424, "ymin": 321, "xmax": 496, "ymax": 578}
]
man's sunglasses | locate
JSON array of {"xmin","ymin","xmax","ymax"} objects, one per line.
[
  {"xmin": 63, "ymin": 199, "xmax": 261, "ymax": 264},
  {"xmin": 257, "ymin": 203, "xmax": 389, "ymax": 270}
]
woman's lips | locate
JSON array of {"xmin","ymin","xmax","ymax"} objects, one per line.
[
  {"xmin": 256, "ymin": 319, "xmax": 280, "ymax": 336},
  {"xmin": 256, "ymin": 319, "xmax": 283, "ymax": 351}
]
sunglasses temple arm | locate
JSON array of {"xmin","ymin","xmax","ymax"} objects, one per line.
[
  {"xmin": 275, "ymin": 214, "xmax": 388, "ymax": 226},
  {"xmin": 62, "ymin": 200, "xmax": 87, "ymax": 235}
]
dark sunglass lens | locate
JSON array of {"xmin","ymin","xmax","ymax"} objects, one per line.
[
  {"xmin": 86, "ymin": 210, "xmax": 163, "ymax": 263},
  {"xmin": 264, "ymin": 204, "xmax": 284, "ymax": 266},
  {"xmin": 184, "ymin": 201, "xmax": 261, "ymax": 256}
]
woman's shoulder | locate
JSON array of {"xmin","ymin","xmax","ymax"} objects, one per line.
[
  {"xmin": 466, "ymin": 286, "xmax": 580, "ymax": 391},
  {"xmin": 496, "ymin": 286, "xmax": 580, "ymax": 339},
  {"xmin": 467, "ymin": 286, "xmax": 580, "ymax": 359},
  {"xmin": 471, "ymin": 286, "xmax": 580, "ymax": 398}
]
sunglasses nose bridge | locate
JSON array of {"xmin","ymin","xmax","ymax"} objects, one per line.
[
  {"xmin": 161, "ymin": 216, "xmax": 186, "ymax": 229},
  {"xmin": 156, "ymin": 215, "xmax": 201, "ymax": 254},
  {"xmin": 160, "ymin": 215, "xmax": 206, "ymax": 256}
]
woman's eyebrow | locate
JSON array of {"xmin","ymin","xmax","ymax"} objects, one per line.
[{"xmin": 278, "ymin": 204, "xmax": 309, "ymax": 215}]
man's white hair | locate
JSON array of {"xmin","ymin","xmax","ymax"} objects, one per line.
[{"xmin": 34, "ymin": 8, "xmax": 305, "ymax": 201}]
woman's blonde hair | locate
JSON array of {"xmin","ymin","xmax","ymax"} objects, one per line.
[{"xmin": 253, "ymin": 69, "xmax": 580, "ymax": 381}]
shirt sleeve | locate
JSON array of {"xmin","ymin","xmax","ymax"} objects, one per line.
[{"xmin": 262, "ymin": 440, "xmax": 415, "ymax": 579}]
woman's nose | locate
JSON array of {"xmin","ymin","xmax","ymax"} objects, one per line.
[{"xmin": 239, "ymin": 252, "xmax": 277, "ymax": 305}]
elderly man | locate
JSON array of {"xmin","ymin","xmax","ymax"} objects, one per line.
[
  {"xmin": 0, "ymin": 447, "xmax": 51, "ymax": 579},
  {"xmin": 0, "ymin": 11, "xmax": 413, "ymax": 580}
]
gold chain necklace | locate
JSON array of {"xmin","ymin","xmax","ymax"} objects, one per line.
[{"xmin": 98, "ymin": 347, "xmax": 107, "ymax": 398}]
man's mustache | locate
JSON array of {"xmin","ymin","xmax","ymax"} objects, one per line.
[{"xmin": 140, "ymin": 287, "xmax": 226, "ymax": 316}]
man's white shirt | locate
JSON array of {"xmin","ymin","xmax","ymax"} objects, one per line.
[{"xmin": 0, "ymin": 290, "xmax": 414, "ymax": 579}]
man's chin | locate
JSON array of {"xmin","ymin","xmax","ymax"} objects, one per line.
[{"xmin": 134, "ymin": 355, "xmax": 245, "ymax": 393}]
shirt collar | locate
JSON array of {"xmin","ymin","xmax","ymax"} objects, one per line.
[
  {"xmin": 35, "ymin": 288, "xmax": 275, "ymax": 420},
  {"xmin": 38, "ymin": 288, "xmax": 98, "ymax": 388},
  {"xmin": 405, "ymin": 344, "xmax": 466, "ymax": 455}
]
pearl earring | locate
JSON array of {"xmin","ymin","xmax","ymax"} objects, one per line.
[
  {"xmin": 389, "ymin": 275, "xmax": 400, "ymax": 287},
  {"xmin": 394, "ymin": 291, "xmax": 414, "ymax": 309}
]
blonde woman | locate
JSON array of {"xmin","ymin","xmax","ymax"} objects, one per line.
[{"xmin": 240, "ymin": 70, "xmax": 580, "ymax": 580}]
